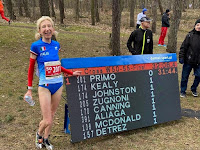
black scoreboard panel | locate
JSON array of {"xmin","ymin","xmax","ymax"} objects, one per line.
[{"xmin": 63, "ymin": 60, "xmax": 181, "ymax": 143}]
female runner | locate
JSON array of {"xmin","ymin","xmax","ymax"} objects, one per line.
[{"xmin": 24, "ymin": 16, "xmax": 81, "ymax": 150}]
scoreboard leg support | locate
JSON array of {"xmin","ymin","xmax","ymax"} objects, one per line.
[{"xmin": 64, "ymin": 104, "xmax": 70, "ymax": 134}]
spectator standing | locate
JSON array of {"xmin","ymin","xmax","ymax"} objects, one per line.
[
  {"xmin": 179, "ymin": 19, "xmax": 200, "ymax": 98},
  {"xmin": 127, "ymin": 17, "xmax": 153, "ymax": 55},
  {"xmin": 158, "ymin": 9, "xmax": 170, "ymax": 47},
  {"xmin": 136, "ymin": 8, "xmax": 147, "ymax": 29}
]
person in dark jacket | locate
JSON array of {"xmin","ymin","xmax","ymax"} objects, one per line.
[
  {"xmin": 158, "ymin": 9, "xmax": 170, "ymax": 47},
  {"xmin": 179, "ymin": 19, "xmax": 200, "ymax": 98},
  {"xmin": 127, "ymin": 17, "xmax": 153, "ymax": 55}
]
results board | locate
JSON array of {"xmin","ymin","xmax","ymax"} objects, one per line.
[{"xmin": 61, "ymin": 53, "xmax": 181, "ymax": 143}]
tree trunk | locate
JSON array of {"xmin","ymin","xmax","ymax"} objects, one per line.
[
  {"xmin": 182, "ymin": 0, "xmax": 186, "ymax": 12},
  {"xmin": 186, "ymin": 0, "xmax": 189, "ymax": 10},
  {"xmin": 111, "ymin": 0, "xmax": 121, "ymax": 56},
  {"xmin": 18, "ymin": 0, "xmax": 23, "ymax": 16},
  {"xmin": 54, "ymin": 0, "xmax": 59, "ymax": 9},
  {"xmin": 157, "ymin": 0, "xmax": 163, "ymax": 15},
  {"xmin": 198, "ymin": 0, "xmax": 200, "ymax": 8},
  {"xmin": 141, "ymin": 0, "xmax": 145, "ymax": 8},
  {"xmin": 99, "ymin": 0, "xmax": 103, "ymax": 11},
  {"xmin": 95, "ymin": 0, "xmax": 100, "ymax": 22},
  {"xmin": 5, "ymin": 0, "xmax": 16, "ymax": 20},
  {"xmin": 130, "ymin": 0, "xmax": 135, "ymax": 27},
  {"xmin": 151, "ymin": 0, "xmax": 157, "ymax": 33},
  {"xmin": 168, "ymin": 0, "xmax": 172, "ymax": 10},
  {"xmin": 192, "ymin": 0, "xmax": 194, "ymax": 9},
  {"xmin": 91, "ymin": 0, "xmax": 95, "ymax": 25},
  {"xmin": 30, "ymin": 0, "xmax": 36, "ymax": 21},
  {"xmin": 23, "ymin": 0, "xmax": 30, "ymax": 17},
  {"xmin": 59, "ymin": 0, "xmax": 65, "ymax": 24},
  {"xmin": 120, "ymin": 0, "xmax": 124, "ymax": 16},
  {"xmin": 79, "ymin": 0, "xmax": 83, "ymax": 16},
  {"xmin": 82, "ymin": 0, "xmax": 90, "ymax": 13},
  {"xmin": 39, "ymin": 0, "xmax": 50, "ymax": 16},
  {"xmin": 75, "ymin": 0, "xmax": 79, "ymax": 21},
  {"xmin": 166, "ymin": 0, "xmax": 182, "ymax": 53},
  {"xmin": 50, "ymin": 0, "xmax": 56, "ymax": 18}
]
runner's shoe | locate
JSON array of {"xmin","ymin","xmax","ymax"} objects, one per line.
[
  {"xmin": 35, "ymin": 132, "xmax": 43, "ymax": 149},
  {"xmin": 43, "ymin": 138, "xmax": 53, "ymax": 150},
  {"xmin": 163, "ymin": 44, "xmax": 167, "ymax": 47}
]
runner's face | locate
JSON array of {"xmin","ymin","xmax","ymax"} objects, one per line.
[
  {"xmin": 195, "ymin": 23, "xmax": 200, "ymax": 31},
  {"xmin": 39, "ymin": 20, "xmax": 54, "ymax": 40}
]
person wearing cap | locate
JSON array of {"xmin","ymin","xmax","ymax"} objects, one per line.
[
  {"xmin": 136, "ymin": 8, "xmax": 147, "ymax": 29},
  {"xmin": 127, "ymin": 17, "xmax": 153, "ymax": 55},
  {"xmin": 158, "ymin": 9, "xmax": 170, "ymax": 47},
  {"xmin": 179, "ymin": 19, "xmax": 200, "ymax": 98}
]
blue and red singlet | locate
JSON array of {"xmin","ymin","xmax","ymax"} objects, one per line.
[{"xmin": 30, "ymin": 38, "xmax": 63, "ymax": 85}]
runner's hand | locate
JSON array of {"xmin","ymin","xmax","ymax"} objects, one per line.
[
  {"xmin": 73, "ymin": 71, "xmax": 82, "ymax": 76},
  {"xmin": 24, "ymin": 90, "xmax": 32, "ymax": 101}
]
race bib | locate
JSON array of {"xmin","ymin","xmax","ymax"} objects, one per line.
[{"xmin": 45, "ymin": 61, "xmax": 62, "ymax": 79}]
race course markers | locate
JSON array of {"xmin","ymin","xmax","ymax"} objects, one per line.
[{"xmin": 61, "ymin": 53, "xmax": 181, "ymax": 143}]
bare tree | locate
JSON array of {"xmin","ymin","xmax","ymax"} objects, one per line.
[
  {"xmin": 192, "ymin": 0, "xmax": 195, "ymax": 9},
  {"xmin": 182, "ymin": 0, "xmax": 188, "ymax": 11},
  {"xmin": 54, "ymin": 0, "xmax": 59, "ymax": 9},
  {"xmin": 99, "ymin": 0, "xmax": 103, "ymax": 11},
  {"xmin": 91, "ymin": 0, "xmax": 95, "ymax": 25},
  {"xmin": 95, "ymin": 0, "xmax": 100, "ymax": 22},
  {"xmin": 39, "ymin": 0, "xmax": 50, "ymax": 16},
  {"xmin": 59, "ymin": 0, "xmax": 65, "ymax": 24},
  {"xmin": 151, "ymin": 0, "xmax": 157, "ymax": 33},
  {"xmin": 119, "ymin": 0, "xmax": 124, "ymax": 19},
  {"xmin": 30, "ymin": 0, "xmax": 36, "ymax": 20},
  {"xmin": 130, "ymin": 0, "xmax": 135, "ymax": 27},
  {"xmin": 18, "ymin": 0, "xmax": 23, "ymax": 16},
  {"xmin": 141, "ymin": 0, "xmax": 145, "ymax": 8},
  {"xmin": 166, "ymin": 0, "xmax": 182, "ymax": 53},
  {"xmin": 82, "ymin": 0, "xmax": 90, "ymax": 13},
  {"xmin": 50, "ymin": 0, "xmax": 56, "ymax": 18},
  {"xmin": 5, "ymin": 0, "xmax": 16, "ymax": 20},
  {"xmin": 111, "ymin": 0, "xmax": 121, "ymax": 56},
  {"xmin": 168, "ymin": 0, "xmax": 172, "ymax": 10},
  {"xmin": 79, "ymin": 0, "xmax": 83, "ymax": 16},
  {"xmin": 157, "ymin": 0, "xmax": 163, "ymax": 15},
  {"xmin": 199, "ymin": 0, "xmax": 200, "ymax": 9},
  {"xmin": 75, "ymin": 0, "xmax": 79, "ymax": 21},
  {"xmin": 23, "ymin": 0, "xmax": 30, "ymax": 17}
]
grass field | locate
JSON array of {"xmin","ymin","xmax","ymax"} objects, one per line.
[{"xmin": 1, "ymin": 9, "xmax": 200, "ymax": 150}]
